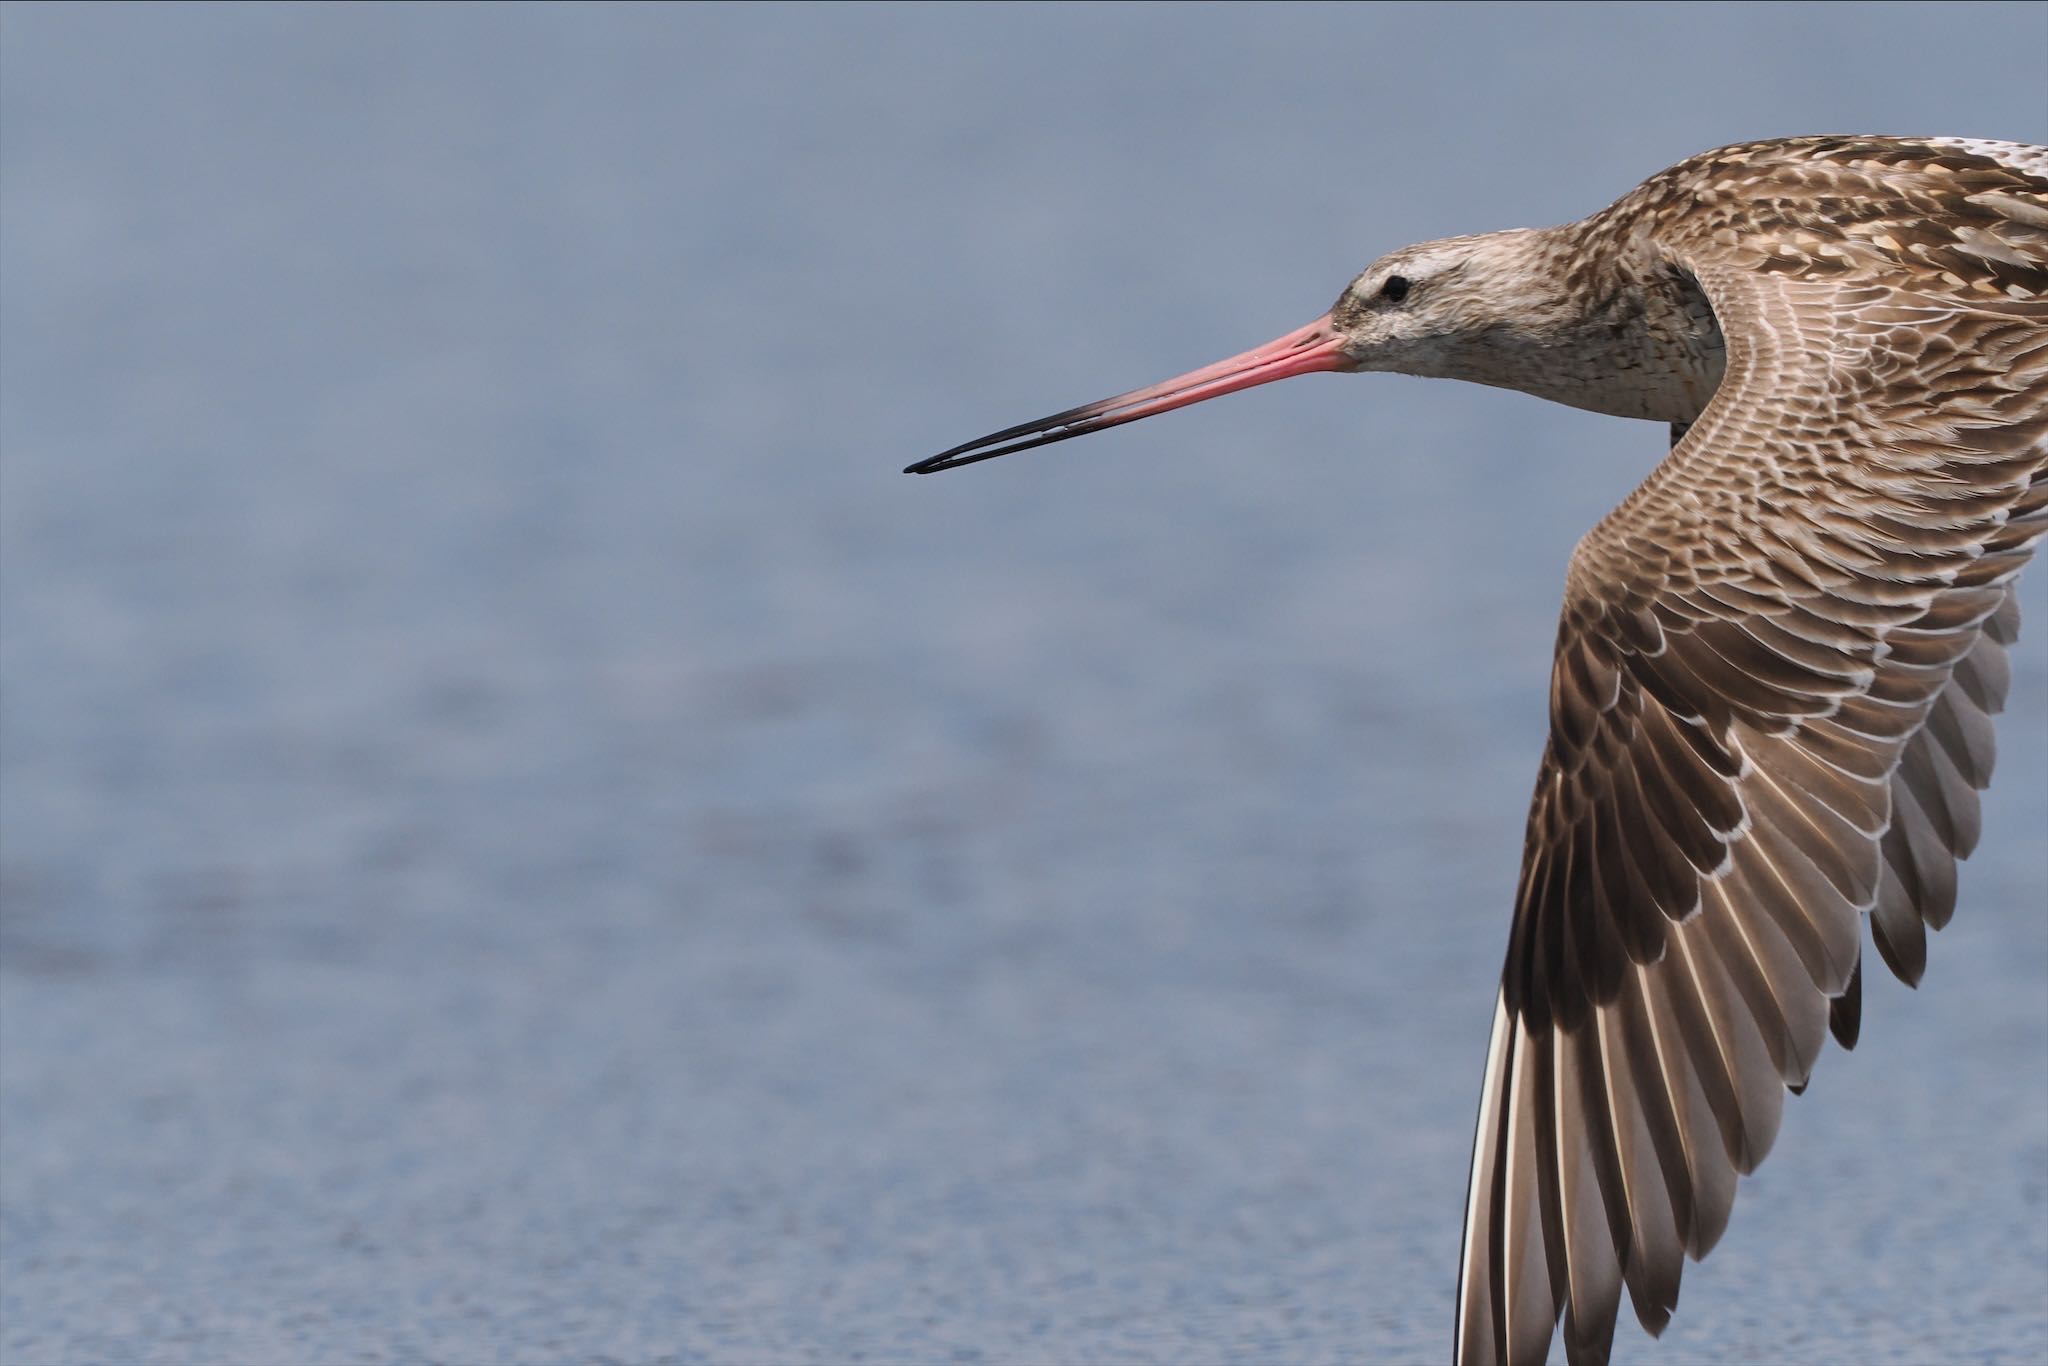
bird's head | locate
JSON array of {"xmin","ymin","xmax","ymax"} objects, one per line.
[
  {"xmin": 1327, "ymin": 229, "xmax": 1580, "ymax": 378},
  {"xmin": 905, "ymin": 228, "xmax": 1594, "ymax": 475}
]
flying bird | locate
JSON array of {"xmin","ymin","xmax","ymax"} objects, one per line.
[{"xmin": 905, "ymin": 136, "xmax": 2048, "ymax": 1364}]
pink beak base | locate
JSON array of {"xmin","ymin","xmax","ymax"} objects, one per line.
[{"xmin": 905, "ymin": 315, "xmax": 1353, "ymax": 474}]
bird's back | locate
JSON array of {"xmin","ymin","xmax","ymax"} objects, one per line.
[{"xmin": 1591, "ymin": 135, "xmax": 2048, "ymax": 298}]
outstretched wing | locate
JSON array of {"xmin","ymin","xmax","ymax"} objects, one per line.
[{"xmin": 1455, "ymin": 152, "xmax": 2048, "ymax": 1365}]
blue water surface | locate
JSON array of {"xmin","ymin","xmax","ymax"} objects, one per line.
[{"xmin": 2, "ymin": 4, "xmax": 2044, "ymax": 1362}]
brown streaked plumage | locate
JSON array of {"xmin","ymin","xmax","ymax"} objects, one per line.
[{"xmin": 905, "ymin": 136, "xmax": 2048, "ymax": 1364}]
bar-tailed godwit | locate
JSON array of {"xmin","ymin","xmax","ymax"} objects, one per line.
[{"xmin": 907, "ymin": 136, "xmax": 2047, "ymax": 1365}]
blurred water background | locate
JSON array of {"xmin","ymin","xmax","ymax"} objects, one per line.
[{"xmin": 2, "ymin": 4, "xmax": 2044, "ymax": 1362}]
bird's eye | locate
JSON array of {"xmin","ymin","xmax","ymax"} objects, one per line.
[{"xmin": 1379, "ymin": 275, "xmax": 1412, "ymax": 303}]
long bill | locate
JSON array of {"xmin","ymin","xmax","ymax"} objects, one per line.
[{"xmin": 904, "ymin": 315, "xmax": 1354, "ymax": 474}]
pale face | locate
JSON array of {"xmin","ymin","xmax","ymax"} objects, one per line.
[{"xmin": 1327, "ymin": 230, "xmax": 1570, "ymax": 380}]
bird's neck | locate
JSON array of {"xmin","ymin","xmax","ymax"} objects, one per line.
[{"xmin": 1435, "ymin": 226, "xmax": 1728, "ymax": 425}]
